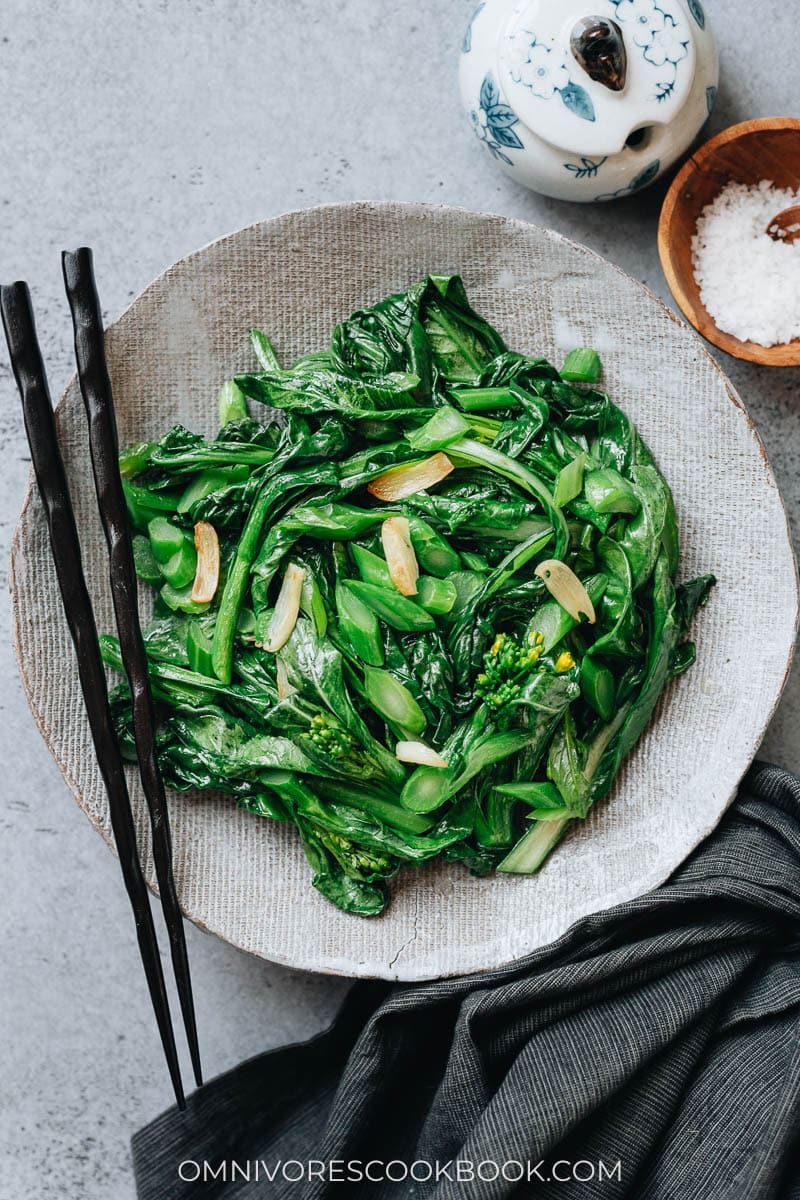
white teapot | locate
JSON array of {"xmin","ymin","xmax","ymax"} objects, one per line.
[{"xmin": 459, "ymin": 0, "xmax": 718, "ymax": 202}]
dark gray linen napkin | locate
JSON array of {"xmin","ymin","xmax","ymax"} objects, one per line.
[{"xmin": 133, "ymin": 763, "xmax": 800, "ymax": 1199}]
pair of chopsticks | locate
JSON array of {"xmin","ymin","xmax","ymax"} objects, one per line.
[{"xmin": 2, "ymin": 250, "xmax": 201, "ymax": 1108}]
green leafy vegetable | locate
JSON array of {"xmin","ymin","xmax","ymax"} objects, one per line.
[
  {"xmin": 561, "ymin": 348, "xmax": 603, "ymax": 383},
  {"xmin": 416, "ymin": 576, "xmax": 458, "ymax": 615},
  {"xmin": 554, "ymin": 452, "xmax": 586, "ymax": 508},
  {"xmin": 407, "ymin": 405, "xmax": 471, "ymax": 451},
  {"xmin": 110, "ymin": 276, "xmax": 715, "ymax": 916},
  {"xmin": 218, "ymin": 381, "xmax": 249, "ymax": 425},
  {"xmin": 336, "ymin": 582, "xmax": 384, "ymax": 666},
  {"xmin": 584, "ymin": 467, "xmax": 640, "ymax": 516},
  {"xmin": 346, "ymin": 580, "xmax": 436, "ymax": 633},
  {"xmin": 363, "ymin": 667, "xmax": 427, "ymax": 735}
]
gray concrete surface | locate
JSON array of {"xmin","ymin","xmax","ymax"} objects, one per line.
[{"xmin": 1, "ymin": 1, "xmax": 797, "ymax": 1195}]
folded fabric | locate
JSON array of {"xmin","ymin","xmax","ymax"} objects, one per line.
[{"xmin": 133, "ymin": 763, "xmax": 800, "ymax": 1199}]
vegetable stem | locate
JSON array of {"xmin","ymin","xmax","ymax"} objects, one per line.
[
  {"xmin": 448, "ymin": 438, "xmax": 569, "ymax": 558},
  {"xmin": 497, "ymin": 818, "xmax": 573, "ymax": 874},
  {"xmin": 561, "ymin": 348, "xmax": 603, "ymax": 383}
]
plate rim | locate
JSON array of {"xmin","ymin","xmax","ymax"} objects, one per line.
[{"xmin": 10, "ymin": 199, "xmax": 800, "ymax": 980}]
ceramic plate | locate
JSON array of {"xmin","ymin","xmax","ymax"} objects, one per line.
[{"xmin": 11, "ymin": 202, "xmax": 798, "ymax": 980}]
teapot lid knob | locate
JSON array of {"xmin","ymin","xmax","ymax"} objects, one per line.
[{"xmin": 571, "ymin": 16, "xmax": 627, "ymax": 92}]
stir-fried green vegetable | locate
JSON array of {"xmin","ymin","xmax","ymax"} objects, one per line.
[{"xmin": 107, "ymin": 276, "xmax": 715, "ymax": 916}]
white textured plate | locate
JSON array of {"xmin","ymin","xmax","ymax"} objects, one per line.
[{"xmin": 11, "ymin": 202, "xmax": 798, "ymax": 980}]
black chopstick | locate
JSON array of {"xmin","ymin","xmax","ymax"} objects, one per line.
[
  {"xmin": 61, "ymin": 248, "xmax": 203, "ymax": 1091},
  {"xmin": 0, "ymin": 282, "xmax": 187, "ymax": 1109}
]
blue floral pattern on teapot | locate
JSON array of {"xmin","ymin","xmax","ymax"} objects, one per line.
[
  {"xmin": 459, "ymin": 0, "xmax": 718, "ymax": 203},
  {"xmin": 610, "ymin": 0, "xmax": 691, "ymax": 102}
]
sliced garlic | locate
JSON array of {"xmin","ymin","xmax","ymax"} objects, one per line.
[
  {"xmin": 395, "ymin": 740, "xmax": 449, "ymax": 769},
  {"xmin": 264, "ymin": 562, "xmax": 306, "ymax": 652},
  {"xmin": 368, "ymin": 453, "xmax": 453, "ymax": 501},
  {"xmin": 534, "ymin": 559, "xmax": 596, "ymax": 624},
  {"xmin": 381, "ymin": 516, "xmax": 419, "ymax": 596},
  {"xmin": 190, "ymin": 521, "xmax": 220, "ymax": 603},
  {"xmin": 275, "ymin": 658, "xmax": 297, "ymax": 700}
]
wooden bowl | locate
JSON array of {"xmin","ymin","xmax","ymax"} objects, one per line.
[{"xmin": 659, "ymin": 118, "xmax": 800, "ymax": 367}]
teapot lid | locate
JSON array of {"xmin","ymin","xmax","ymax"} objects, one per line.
[{"xmin": 497, "ymin": 0, "xmax": 698, "ymax": 157}]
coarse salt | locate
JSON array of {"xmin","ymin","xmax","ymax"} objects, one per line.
[{"xmin": 691, "ymin": 179, "xmax": 800, "ymax": 347}]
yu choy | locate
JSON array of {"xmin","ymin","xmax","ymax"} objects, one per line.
[{"xmin": 107, "ymin": 276, "xmax": 715, "ymax": 915}]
